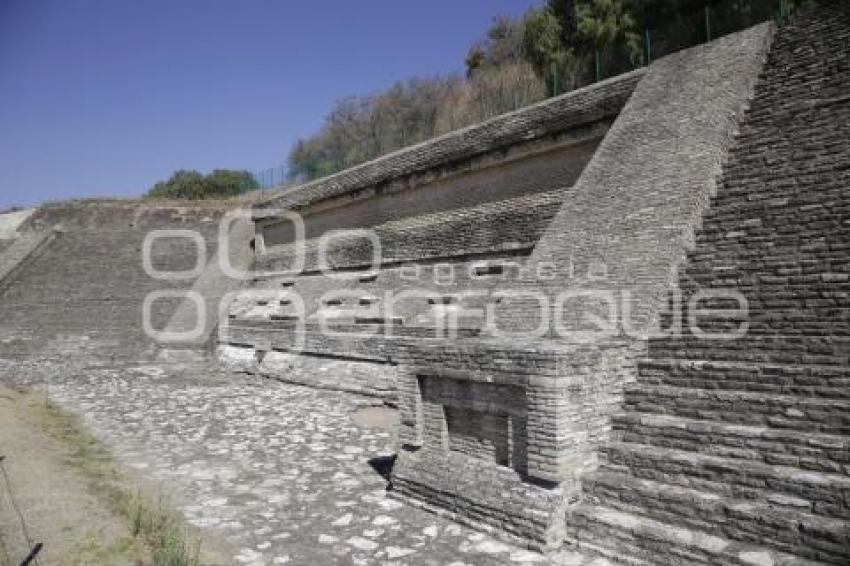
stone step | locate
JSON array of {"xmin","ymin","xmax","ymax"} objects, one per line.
[
  {"xmin": 612, "ymin": 412, "xmax": 850, "ymax": 475},
  {"xmin": 601, "ymin": 442, "xmax": 850, "ymax": 521},
  {"xmin": 694, "ymin": 223, "xmax": 850, "ymax": 242},
  {"xmin": 565, "ymin": 505, "xmax": 822, "ymax": 566},
  {"xmin": 653, "ymin": 325, "xmax": 850, "ymax": 340},
  {"xmin": 624, "ymin": 384, "xmax": 850, "ymax": 435},
  {"xmin": 659, "ymin": 307, "xmax": 850, "ymax": 327},
  {"xmin": 673, "ymin": 267, "xmax": 850, "ymax": 285},
  {"xmin": 645, "ymin": 337, "xmax": 849, "ymax": 367},
  {"xmin": 700, "ymin": 200, "xmax": 850, "ymax": 223},
  {"xmin": 583, "ymin": 471, "xmax": 850, "ymax": 563},
  {"xmin": 636, "ymin": 359, "xmax": 850, "ymax": 398}
]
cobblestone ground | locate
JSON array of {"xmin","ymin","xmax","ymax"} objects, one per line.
[{"xmin": 4, "ymin": 362, "xmax": 605, "ymax": 566}]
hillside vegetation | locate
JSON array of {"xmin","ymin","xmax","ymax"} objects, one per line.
[
  {"xmin": 287, "ymin": 0, "xmax": 821, "ymax": 182},
  {"xmin": 145, "ymin": 169, "xmax": 258, "ymax": 200},
  {"xmin": 146, "ymin": 0, "xmax": 823, "ymax": 199}
]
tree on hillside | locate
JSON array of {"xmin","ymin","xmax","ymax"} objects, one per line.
[
  {"xmin": 576, "ymin": 0, "xmax": 638, "ymax": 48},
  {"xmin": 286, "ymin": 0, "xmax": 829, "ymax": 183},
  {"xmin": 443, "ymin": 60, "xmax": 547, "ymax": 129},
  {"xmin": 523, "ymin": 5, "xmax": 594, "ymax": 94},
  {"xmin": 465, "ymin": 16, "xmax": 527, "ymax": 76},
  {"xmin": 576, "ymin": 0, "xmax": 642, "ymax": 65},
  {"xmin": 145, "ymin": 169, "xmax": 258, "ymax": 199},
  {"xmin": 205, "ymin": 169, "xmax": 260, "ymax": 196},
  {"xmin": 286, "ymin": 64, "xmax": 548, "ymax": 183}
]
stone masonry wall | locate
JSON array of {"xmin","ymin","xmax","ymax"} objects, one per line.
[
  {"xmin": 567, "ymin": 8, "xmax": 850, "ymax": 565},
  {"xmin": 260, "ymin": 139, "xmax": 601, "ymax": 247},
  {"xmin": 257, "ymin": 188, "xmax": 566, "ymax": 273},
  {"xmin": 389, "ymin": 22, "xmax": 777, "ymax": 549},
  {"xmin": 227, "ymin": 69, "xmax": 647, "ymax": 401},
  {"xmin": 223, "ymin": 19, "xmax": 797, "ymax": 552}
]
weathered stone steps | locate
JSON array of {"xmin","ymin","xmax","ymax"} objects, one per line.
[
  {"xmin": 571, "ymin": 7, "xmax": 850, "ymax": 563},
  {"xmin": 691, "ymin": 223, "xmax": 850, "ymax": 244},
  {"xmin": 0, "ymin": 206, "xmax": 223, "ymax": 359},
  {"xmin": 582, "ymin": 471, "xmax": 850, "ymax": 563},
  {"xmin": 566, "ymin": 505, "xmax": 822, "ymax": 566},
  {"xmin": 600, "ymin": 442, "xmax": 850, "ymax": 521},
  {"xmin": 613, "ymin": 412, "xmax": 850, "ymax": 475},
  {"xmin": 624, "ymin": 383, "xmax": 850, "ymax": 435},
  {"xmin": 637, "ymin": 359, "xmax": 850, "ymax": 398},
  {"xmin": 674, "ymin": 273, "xmax": 850, "ymax": 295},
  {"xmin": 672, "ymin": 276, "xmax": 850, "ymax": 295},
  {"xmin": 696, "ymin": 185, "xmax": 850, "ymax": 215},
  {"xmin": 646, "ymin": 336, "xmax": 849, "ymax": 366}
]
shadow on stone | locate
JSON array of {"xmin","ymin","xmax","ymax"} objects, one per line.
[{"xmin": 368, "ymin": 454, "xmax": 397, "ymax": 481}]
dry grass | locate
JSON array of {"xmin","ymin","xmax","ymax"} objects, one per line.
[{"xmin": 18, "ymin": 390, "xmax": 203, "ymax": 565}]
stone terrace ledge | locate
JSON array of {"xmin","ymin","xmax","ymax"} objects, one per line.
[{"xmin": 252, "ymin": 70, "xmax": 645, "ymax": 217}]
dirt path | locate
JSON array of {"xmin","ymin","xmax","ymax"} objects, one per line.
[
  {"xmin": 0, "ymin": 386, "xmax": 146, "ymax": 565},
  {"xmin": 0, "ymin": 384, "xmax": 222, "ymax": 566}
]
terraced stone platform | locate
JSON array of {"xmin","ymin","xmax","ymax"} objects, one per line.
[{"xmin": 0, "ymin": 5, "xmax": 848, "ymax": 565}]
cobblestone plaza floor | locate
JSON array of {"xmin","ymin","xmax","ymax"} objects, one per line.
[{"xmin": 16, "ymin": 364, "xmax": 604, "ymax": 565}]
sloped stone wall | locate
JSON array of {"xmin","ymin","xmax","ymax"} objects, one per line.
[{"xmin": 0, "ymin": 208, "xmax": 36, "ymax": 239}]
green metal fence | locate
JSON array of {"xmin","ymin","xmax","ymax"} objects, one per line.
[
  {"xmin": 551, "ymin": 0, "xmax": 802, "ymax": 94},
  {"xmin": 251, "ymin": 165, "xmax": 288, "ymax": 193}
]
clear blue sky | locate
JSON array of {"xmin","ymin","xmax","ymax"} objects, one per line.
[{"xmin": 0, "ymin": 0, "xmax": 539, "ymax": 208}]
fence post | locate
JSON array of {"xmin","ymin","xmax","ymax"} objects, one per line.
[
  {"xmin": 552, "ymin": 61, "xmax": 559, "ymax": 96},
  {"xmin": 550, "ymin": 61, "xmax": 558, "ymax": 97},
  {"xmin": 705, "ymin": 4, "xmax": 711, "ymax": 42},
  {"xmin": 595, "ymin": 49, "xmax": 601, "ymax": 82},
  {"xmin": 645, "ymin": 28, "xmax": 652, "ymax": 65}
]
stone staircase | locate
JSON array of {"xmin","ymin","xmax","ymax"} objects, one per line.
[
  {"xmin": 565, "ymin": 8, "xmax": 850, "ymax": 565},
  {"xmin": 0, "ymin": 204, "xmax": 225, "ymax": 362}
]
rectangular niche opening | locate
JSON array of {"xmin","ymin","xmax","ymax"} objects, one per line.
[
  {"xmin": 445, "ymin": 407, "xmax": 510, "ymax": 466},
  {"xmin": 418, "ymin": 375, "xmax": 527, "ymax": 476},
  {"xmin": 474, "ymin": 264, "xmax": 505, "ymax": 277}
]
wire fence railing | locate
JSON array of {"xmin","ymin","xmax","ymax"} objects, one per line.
[
  {"xmin": 551, "ymin": 0, "xmax": 796, "ymax": 93},
  {"xmin": 251, "ymin": 165, "xmax": 289, "ymax": 192},
  {"xmin": 0, "ymin": 455, "xmax": 43, "ymax": 566},
  {"xmin": 240, "ymin": 0, "xmax": 807, "ymax": 197}
]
